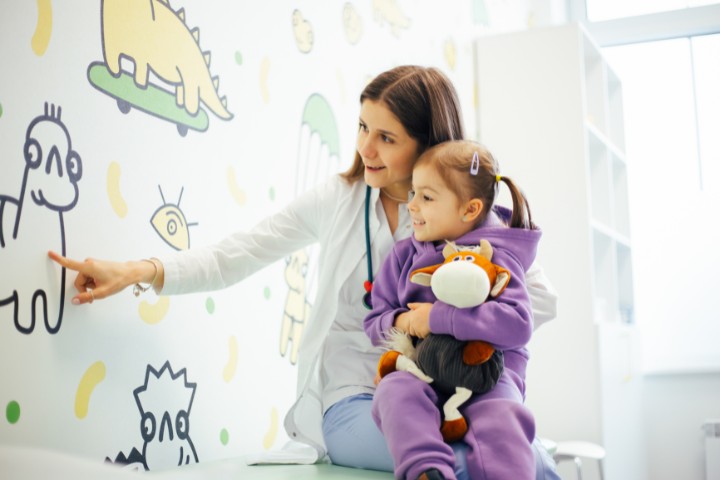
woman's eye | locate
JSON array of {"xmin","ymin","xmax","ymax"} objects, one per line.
[
  {"xmin": 381, "ymin": 135, "xmax": 393, "ymax": 144},
  {"xmin": 408, "ymin": 190, "xmax": 415, "ymax": 201},
  {"xmin": 358, "ymin": 122, "xmax": 367, "ymax": 132}
]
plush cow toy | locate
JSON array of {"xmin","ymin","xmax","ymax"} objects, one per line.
[{"xmin": 376, "ymin": 239, "xmax": 510, "ymax": 442}]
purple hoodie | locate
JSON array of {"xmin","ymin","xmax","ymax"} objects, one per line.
[{"xmin": 364, "ymin": 206, "xmax": 541, "ymax": 383}]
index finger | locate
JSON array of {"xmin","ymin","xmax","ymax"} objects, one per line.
[{"xmin": 48, "ymin": 250, "xmax": 86, "ymax": 272}]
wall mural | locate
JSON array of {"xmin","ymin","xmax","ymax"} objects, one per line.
[
  {"xmin": 0, "ymin": 103, "xmax": 82, "ymax": 334},
  {"xmin": 88, "ymin": 0, "xmax": 233, "ymax": 136},
  {"xmin": 0, "ymin": 0, "xmax": 487, "ymax": 471}
]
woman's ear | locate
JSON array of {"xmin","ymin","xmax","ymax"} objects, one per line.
[{"xmin": 462, "ymin": 199, "xmax": 484, "ymax": 223}]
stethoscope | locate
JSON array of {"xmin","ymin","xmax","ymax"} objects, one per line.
[{"xmin": 362, "ymin": 186, "xmax": 374, "ymax": 309}]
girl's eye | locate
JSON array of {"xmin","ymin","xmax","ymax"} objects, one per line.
[{"xmin": 423, "ymin": 195, "xmax": 432, "ymax": 201}]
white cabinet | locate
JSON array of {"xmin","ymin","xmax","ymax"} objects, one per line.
[{"xmin": 475, "ymin": 23, "xmax": 644, "ymax": 480}]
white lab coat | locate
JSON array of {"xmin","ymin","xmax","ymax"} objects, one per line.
[{"xmin": 160, "ymin": 174, "xmax": 558, "ymax": 462}]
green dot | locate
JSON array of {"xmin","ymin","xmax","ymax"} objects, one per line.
[
  {"xmin": 263, "ymin": 287, "xmax": 271, "ymax": 300},
  {"xmin": 234, "ymin": 51, "xmax": 243, "ymax": 65},
  {"xmin": 6, "ymin": 401, "xmax": 20, "ymax": 424},
  {"xmin": 269, "ymin": 187, "xmax": 275, "ymax": 201},
  {"xmin": 206, "ymin": 297, "xmax": 215, "ymax": 314},
  {"xmin": 220, "ymin": 428, "xmax": 229, "ymax": 445},
  {"xmin": 0, "ymin": 103, "xmax": 3, "ymax": 118}
]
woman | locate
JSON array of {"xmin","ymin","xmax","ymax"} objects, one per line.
[{"xmin": 49, "ymin": 65, "xmax": 559, "ymax": 479}]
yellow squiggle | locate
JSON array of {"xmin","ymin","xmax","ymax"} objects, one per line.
[
  {"xmin": 227, "ymin": 166, "xmax": 246, "ymax": 206},
  {"xmin": 259, "ymin": 57, "xmax": 271, "ymax": 104},
  {"xmin": 75, "ymin": 361, "xmax": 106, "ymax": 419},
  {"xmin": 262, "ymin": 407, "xmax": 279, "ymax": 450},
  {"xmin": 31, "ymin": 0, "xmax": 53, "ymax": 56},
  {"xmin": 106, "ymin": 161, "xmax": 128, "ymax": 218},
  {"xmin": 222, "ymin": 336, "xmax": 238, "ymax": 382},
  {"xmin": 138, "ymin": 296, "xmax": 170, "ymax": 324}
]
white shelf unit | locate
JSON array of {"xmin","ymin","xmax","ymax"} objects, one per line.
[{"xmin": 475, "ymin": 23, "xmax": 644, "ymax": 480}]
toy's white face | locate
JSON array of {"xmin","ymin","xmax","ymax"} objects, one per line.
[{"xmin": 408, "ymin": 163, "xmax": 470, "ymax": 242}]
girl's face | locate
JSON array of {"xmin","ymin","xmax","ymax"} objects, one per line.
[
  {"xmin": 408, "ymin": 163, "xmax": 474, "ymax": 242},
  {"xmin": 357, "ymin": 100, "xmax": 419, "ymax": 194}
]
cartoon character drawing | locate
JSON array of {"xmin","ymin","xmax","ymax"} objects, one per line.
[
  {"xmin": 292, "ymin": 9, "xmax": 314, "ymax": 53},
  {"xmin": 106, "ymin": 361, "xmax": 199, "ymax": 471},
  {"xmin": 372, "ymin": 0, "xmax": 411, "ymax": 37},
  {"xmin": 88, "ymin": 0, "xmax": 233, "ymax": 135},
  {"xmin": 279, "ymin": 94, "xmax": 340, "ymax": 364},
  {"xmin": 0, "ymin": 103, "xmax": 82, "ymax": 334},
  {"xmin": 343, "ymin": 2, "xmax": 364, "ymax": 45},
  {"xmin": 150, "ymin": 186, "xmax": 197, "ymax": 251},
  {"xmin": 280, "ymin": 250, "xmax": 311, "ymax": 365}
]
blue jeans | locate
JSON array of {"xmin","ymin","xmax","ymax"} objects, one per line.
[{"xmin": 322, "ymin": 393, "xmax": 560, "ymax": 480}]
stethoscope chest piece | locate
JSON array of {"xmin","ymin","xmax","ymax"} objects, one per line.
[{"xmin": 363, "ymin": 280, "xmax": 373, "ymax": 310}]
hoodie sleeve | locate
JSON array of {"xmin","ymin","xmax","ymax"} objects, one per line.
[
  {"xmin": 363, "ymin": 245, "xmax": 409, "ymax": 346},
  {"xmin": 427, "ymin": 246, "xmax": 534, "ymax": 350}
]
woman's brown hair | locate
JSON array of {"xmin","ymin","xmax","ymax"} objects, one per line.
[
  {"xmin": 341, "ymin": 65, "xmax": 465, "ymax": 183},
  {"xmin": 416, "ymin": 140, "xmax": 535, "ymax": 230}
]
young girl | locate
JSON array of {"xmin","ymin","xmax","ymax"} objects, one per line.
[{"xmin": 364, "ymin": 140, "xmax": 540, "ymax": 480}]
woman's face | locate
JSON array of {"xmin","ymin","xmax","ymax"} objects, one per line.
[{"xmin": 357, "ymin": 100, "xmax": 419, "ymax": 193}]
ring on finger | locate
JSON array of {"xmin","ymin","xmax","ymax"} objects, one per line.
[{"xmin": 88, "ymin": 289, "xmax": 95, "ymax": 304}]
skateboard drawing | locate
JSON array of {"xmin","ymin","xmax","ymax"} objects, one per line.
[
  {"xmin": 89, "ymin": 0, "xmax": 233, "ymax": 135},
  {"xmin": 88, "ymin": 62, "xmax": 209, "ymax": 137}
]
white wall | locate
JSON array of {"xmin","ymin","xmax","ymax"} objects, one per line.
[{"xmin": 0, "ymin": 0, "xmax": 548, "ymax": 471}]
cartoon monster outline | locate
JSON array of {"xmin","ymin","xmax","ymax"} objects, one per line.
[
  {"xmin": 107, "ymin": 361, "xmax": 199, "ymax": 470},
  {"xmin": 0, "ymin": 103, "xmax": 82, "ymax": 334},
  {"xmin": 150, "ymin": 185, "xmax": 197, "ymax": 251}
]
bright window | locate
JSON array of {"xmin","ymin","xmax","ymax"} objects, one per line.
[{"xmin": 586, "ymin": 0, "xmax": 720, "ymax": 21}]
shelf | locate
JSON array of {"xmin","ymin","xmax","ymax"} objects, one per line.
[
  {"xmin": 606, "ymin": 66, "xmax": 626, "ymax": 151},
  {"xmin": 583, "ymin": 35, "xmax": 606, "ymax": 135}
]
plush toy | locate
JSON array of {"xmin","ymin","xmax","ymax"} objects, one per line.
[{"xmin": 376, "ymin": 239, "xmax": 510, "ymax": 442}]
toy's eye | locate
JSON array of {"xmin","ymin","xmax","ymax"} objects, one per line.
[
  {"xmin": 465, "ymin": 255, "xmax": 474, "ymax": 261},
  {"xmin": 452, "ymin": 256, "xmax": 462, "ymax": 262}
]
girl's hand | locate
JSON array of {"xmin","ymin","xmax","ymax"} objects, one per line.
[
  {"xmin": 47, "ymin": 251, "xmax": 157, "ymax": 305},
  {"xmin": 406, "ymin": 302, "xmax": 433, "ymax": 338}
]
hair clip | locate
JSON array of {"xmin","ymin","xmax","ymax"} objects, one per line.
[{"xmin": 470, "ymin": 151, "xmax": 480, "ymax": 176}]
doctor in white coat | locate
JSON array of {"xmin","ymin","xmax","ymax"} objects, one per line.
[{"xmin": 50, "ymin": 65, "xmax": 559, "ymax": 480}]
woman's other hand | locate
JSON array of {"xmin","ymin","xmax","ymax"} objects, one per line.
[{"xmin": 47, "ymin": 251, "xmax": 158, "ymax": 305}]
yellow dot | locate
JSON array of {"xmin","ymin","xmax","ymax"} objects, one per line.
[{"xmin": 138, "ymin": 296, "xmax": 170, "ymax": 324}]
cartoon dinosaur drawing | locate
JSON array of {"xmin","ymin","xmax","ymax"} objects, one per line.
[
  {"xmin": 100, "ymin": 0, "xmax": 232, "ymax": 120},
  {"xmin": 0, "ymin": 103, "xmax": 82, "ymax": 334}
]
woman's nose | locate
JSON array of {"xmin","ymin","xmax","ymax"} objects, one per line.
[{"xmin": 357, "ymin": 136, "xmax": 376, "ymax": 159}]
